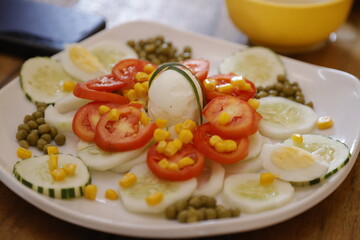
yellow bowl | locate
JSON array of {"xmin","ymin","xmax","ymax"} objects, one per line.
[{"xmin": 225, "ymin": 0, "xmax": 354, "ymax": 54}]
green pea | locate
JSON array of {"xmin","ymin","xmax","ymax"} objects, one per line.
[
  {"xmin": 23, "ymin": 114, "xmax": 34, "ymax": 123},
  {"xmin": 49, "ymin": 127, "xmax": 58, "ymax": 139},
  {"xmin": 177, "ymin": 210, "xmax": 188, "ymax": 223},
  {"xmin": 217, "ymin": 208, "xmax": 232, "ymax": 219},
  {"xmin": 26, "ymin": 132, "xmax": 39, "ymax": 146},
  {"xmin": 55, "ymin": 134, "xmax": 66, "ymax": 146},
  {"xmin": 19, "ymin": 140, "xmax": 29, "ymax": 149},
  {"xmin": 18, "ymin": 123, "xmax": 30, "ymax": 132},
  {"xmin": 36, "ymin": 138, "xmax": 48, "ymax": 151},
  {"xmin": 231, "ymin": 208, "xmax": 241, "ymax": 217},
  {"xmin": 27, "ymin": 120, "xmax": 38, "ymax": 130},
  {"xmin": 165, "ymin": 205, "xmax": 177, "ymax": 220},
  {"xmin": 188, "ymin": 196, "xmax": 204, "ymax": 209},
  {"xmin": 32, "ymin": 111, "xmax": 43, "ymax": 119},
  {"xmin": 205, "ymin": 208, "xmax": 217, "ymax": 220},
  {"xmin": 16, "ymin": 130, "xmax": 28, "ymax": 141},
  {"xmin": 38, "ymin": 124, "xmax": 50, "ymax": 134},
  {"xmin": 175, "ymin": 199, "xmax": 188, "ymax": 212},
  {"xmin": 35, "ymin": 117, "xmax": 45, "ymax": 125},
  {"xmin": 40, "ymin": 133, "xmax": 52, "ymax": 143}
]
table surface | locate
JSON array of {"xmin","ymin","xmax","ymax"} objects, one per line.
[{"xmin": 1, "ymin": 1, "xmax": 360, "ymax": 239}]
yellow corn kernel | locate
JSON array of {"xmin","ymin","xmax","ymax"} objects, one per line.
[
  {"xmin": 172, "ymin": 138, "xmax": 183, "ymax": 150},
  {"xmin": 140, "ymin": 111, "xmax": 151, "ymax": 126},
  {"xmin": 16, "ymin": 147, "xmax": 32, "ymax": 159},
  {"xmin": 214, "ymin": 141, "xmax": 227, "ymax": 153},
  {"xmin": 141, "ymin": 81, "xmax": 149, "ymax": 91},
  {"xmin": 108, "ymin": 108, "xmax": 120, "ymax": 121},
  {"xmin": 146, "ymin": 191, "xmax": 164, "ymax": 206},
  {"xmin": 84, "ymin": 184, "xmax": 97, "ymax": 200},
  {"xmin": 143, "ymin": 64, "xmax": 156, "ymax": 74},
  {"xmin": 174, "ymin": 123, "xmax": 184, "ymax": 135},
  {"xmin": 130, "ymin": 100, "xmax": 146, "ymax": 107},
  {"xmin": 178, "ymin": 157, "xmax": 194, "ymax": 169},
  {"xmin": 50, "ymin": 168, "xmax": 66, "ymax": 182},
  {"xmin": 105, "ymin": 189, "xmax": 119, "ymax": 200},
  {"xmin": 209, "ymin": 135, "xmax": 222, "ymax": 146},
  {"xmin": 163, "ymin": 142, "xmax": 178, "ymax": 157},
  {"xmin": 135, "ymin": 71, "xmax": 149, "ymax": 82},
  {"xmin": 153, "ymin": 128, "xmax": 170, "ymax": 142},
  {"xmin": 62, "ymin": 80, "xmax": 76, "ymax": 92},
  {"xmin": 223, "ymin": 139, "xmax": 237, "ymax": 152},
  {"xmin": 203, "ymin": 78, "xmax": 217, "ymax": 91},
  {"xmin": 48, "ymin": 154, "xmax": 58, "ymax": 171},
  {"xmin": 167, "ymin": 162, "xmax": 179, "ymax": 171},
  {"xmin": 158, "ymin": 158, "xmax": 169, "ymax": 169},
  {"xmin": 156, "ymin": 140, "xmax": 167, "ymax": 154},
  {"xmin": 217, "ymin": 83, "xmax": 234, "ymax": 93},
  {"xmin": 134, "ymin": 82, "xmax": 147, "ymax": 98},
  {"xmin": 317, "ymin": 116, "xmax": 334, "ymax": 130},
  {"xmin": 182, "ymin": 119, "xmax": 197, "ymax": 132},
  {"xmin": 126, "ymin": 89, "xmax": 138, "ymax": 101},
  {"xmin": 63, "ymin": 163, "xmax": 77, "ymax": 176},
  {"xmin": 47, "ymin": 146, "xmax": 58, "ymax": 155},
  {"xmin": 260, "ymin": 172, "xmax": 275, "ymax": 185},
  {"xmin": 119, "ymin": 173, "xmax": 137, "ymax": 188},
  {"xmin": 178, "ymin": 129, "xmax": 193, "ymax": 144},
  {"xmin": 239, "ymin": 82, "xmax": 251, "ymax": 91},
  {"xmin": 99, "ymin": 105, "xmax": 111, "ymax": 115},
  {"xmin": 291, "ymin": 133, "xmax": 303, "ymax": 144},
  {"xmin": 156, "ymin": 119, "xmax": 168, "ymax": 128},
  {"xmin": 217, "ymin": 111, "xmax": 231, "ymax": 125},
  {"xmin": 230, "ymin": 76, "xmax": 245, "ymax": 87},
  {"xmin": 248, "ymin": 98, "xmax": 260, "ymax": 110}
]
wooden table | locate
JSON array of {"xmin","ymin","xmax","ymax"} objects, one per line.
[{"xmin": 1, "ymin": 1, "xmax": 359, "ymax": 239}]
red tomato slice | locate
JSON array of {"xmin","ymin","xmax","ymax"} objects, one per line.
[
  {"xmin": 86, "ymin": 74, "xmax": 127, "ymax": 92},
  {"xmin": 180, "ymin": 59, "xmax": 209, "ymax": 81},
  {"xmin": 204, "ymin": 73, "xmax": 256, "ymax": 102},
  {"xmin": 73, "ymin": 81, "xmax": 129, "ymax": 104},
  {"xmin": 202, "ymin": 95, "xmax": 260, "ymax": 138},
  {"xmin": 112, "ymin": 59, "xmax": 157, "ymax": 89},
  {"xmin": 72, "ymin": 102, "xmax": 118, "ymax": 142},
  {"xmin": 147, "ymin": 142, "xmax": 205, "ymax": 181},
  {"xmin": 94, "ymin": 104, "xmax": 157, "ymax": 152},
  {"xmin": 193, "ymin": 123, "xmax": 249, "ymax": 164}
]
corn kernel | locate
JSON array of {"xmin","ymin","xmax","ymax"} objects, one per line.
[
  {"xmin": 105, "ymin": 189, "xmax": 119, "ymax": 200},
  {"xmin": 63, "ymin": 163, "xmax": 77, "ymax": 175},
  {"xmin": 48, "ymin": 154, "xmax": 58, "ymax": 171},
  {"xmin": 248, "ymin": 98, "xmax": 260, "ymax": 110},
  {"xmin": 217, "ymin": 111, "xmax": 231, "ymax": 125},
  {"xmin": 146, "ymin": 191, "xmax": 164, "ymax": 206},
  {"xmin": 172, "ymin": 138, "xmax": 183, "ymax": 150},
  {"xmin": 178, "ymin": 129, "xmax": 193, "ymax": 144},
  {"xmin": 108, "ymin": 108, "xmax": 120, "ymax": 121},
  {"xmin": 134, "ymin": 82, "xmax": 147, "ymax": 98},
  {"xmin": 240, "ymin": 82, "xmax": 251, "ymax": 91},
  {"xmin": 130, "ymin": 100, "xmax": 146, "ymax": 106},
  {"xmin": 99, "ymin": 105, "xmax": 111, "ymax": 115},
  {"xmin": 126, "ymin": 89, "xmax": 138, "ymax": 101},
  {"xmin": 47, "ymin": 146, "xmax": 58, "ymax": 155},
  {"xmin": 174, "ymin": 123, "xmax": 184, "ymax": 134},
  {"xmin": 119, "ymin": 173, "xmax": 137, "ymax": 188},
  {"xmin": 143, "ymin": 64, "xmax": 156, "ymax": 74},
  {"xmin": 50, "ymin": 168, "xmax": 66, "ymax": 182},
  {"xmin": 291, "ymin": 133, "xmax": 303, "ymax": 144},
  {"xmin": 209, "ymin": 135, "xmax": 222, "ymax": 146},
  {"xmin": 230, "ymin": 76, "xmax": 245, "ymax": 87},
  {"xmin": 167, "ymin": 162, "xmax": 179, "ymax": 171},
  {"xmin": 217, "ymin": 83, "xmax": 234, "ymax": 93},
  {"xmin": 156, "ymin": 140, "xmax": 167, "ymax": 154},
  {"xmin": 164, "ymin": 142, "xmax": 178, "ymax": 157},
  {"xmin": 16, "ymin": 147, "xmax": 32, "ymax": 159},
  {"xmin": 135, "ymin": 71, "xmax": 149, "ymax": 82},
  {"xmin": 178, "ymin": 157, "xmax": 194, "ymax": 169},
  {"xmin": 158, "ymin": 158, "xmax": 169, "ymax": 169},
  {"xmin": 182, "ymin": 119, "xmax": 197, "ymax": 132},
  {"xmin": 140, "ymin": 111, "xmax": 151, "ymax": 126},
  {"xmin": 223, "ymin": 139, "xmax": 237, "ymax": 152},
  {"xmin": 260, "ymin": 172, "xmax": 275, "ymax": 185},
  {"xmin": 156, "ymin": 119, "xmax": 168, "ymax": 128},
  {"xmin": 62, "ymin": 80, "xmax": 76, "ymax": 92},
  {"xmin": 153, "ymin": 128, "xmax": 170, "ymax": 142},
  {"xmin": 317, "ymin": 116, "xmax": 334, "ymax": 130},
  {"xmin": 141, "ymin": 81, "xmax": 149, "ymax": 90},
  {"xmin": 84, "ymin": 184, "xmax": 97, "ymax": 200},
  {"xmin": 203, "ymin": 78, "xmax": 217, "ymax": 91}
]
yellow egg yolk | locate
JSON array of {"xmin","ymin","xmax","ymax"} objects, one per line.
[
  {"xmin": 69, "ymin": 44, "xmax": 104, "ymax": 73},
  {"xmin": 271, "ymin": 146, "xmax": 315, "ymax": 170}
]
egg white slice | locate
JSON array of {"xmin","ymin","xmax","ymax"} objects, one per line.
[
  {"xmin": 222, "ymin": 173, "xmax": 294, "ymax": 213},
  {"xmin": 194, "ymin": 160, "xmax": 225, "ymax": 197},
  {"xmin": 261, "ymin": 143, "xmax": 329, "ymax": 182}
]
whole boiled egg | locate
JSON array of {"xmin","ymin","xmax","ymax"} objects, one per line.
[
  {"xmin": 261, "ymin": 143, "xmax": 329, "ymax": 182},
  {"xmin": 61, "ymin": 44, "xmax": 107, "ymax": 81}
]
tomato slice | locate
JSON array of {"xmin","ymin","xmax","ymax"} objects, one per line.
[
  {"xmin": 86, "ymin": 74, "xmax": 127, "ymax": 92},
  {"xmin": 147, "ymin": 142, "xmax": 205, "ymax": 181},
  {"xmin": 202, "ymin": 95, "xmax": 260, "ymax": 138},
  {"xmin": 193, "ymin": 123, "xmax": 249, "ymax": 164},
  {"xmin": 94, "ymin": 104, "xmax": 157, "ymax": 152},
  {"xmin": 72, "ymin": 102, "xmax": 118, "ymax": 142},
  {"xmin": 204, "ymin": 73, "xmax": 256, "ymax": 102},
  {"xmin": 73, "ymin": 80, "xmax": 129, "ymax": 104},
  {"xmin": 180, "ymin": 59, "xmax": 209, "ymax": 81},
  {"xmin": 112, "ymin": 59, "xmax": 157, "ymax": 89}
]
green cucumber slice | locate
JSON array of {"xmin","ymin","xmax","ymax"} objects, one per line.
[{"xmin": 13, "ymin": 154, "xmax": 91, "ymax": 199}]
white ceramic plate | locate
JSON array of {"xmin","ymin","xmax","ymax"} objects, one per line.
[{"xmin": 0, "ymin": 20, "xmax": 360, "ymax": 239}]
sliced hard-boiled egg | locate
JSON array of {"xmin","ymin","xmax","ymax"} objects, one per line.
[
  {"xmin": 222, "ymin": 173, "xmax": 294, "ymax": 213},
  {"xmin": 61, "ymin": 44, "xmax": 107, "ymax": 81},
  {"xmin": 89, "ymin": 40, "xmax": 138, "ymax": 72},
  {"xmin": 261, "ymin": 143, "xmax": 329, "ymax": 182},
  {"xmin": 194, "ymin": 160, "xmax": 225, "ymax": 197}
]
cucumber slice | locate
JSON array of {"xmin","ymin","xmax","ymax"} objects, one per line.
[
  {"xmin": 20, "ymin": 57, "xmax": 76, "ymax": 104},
  {"xmin": 222, "ymin": 173, "xmax": 294, "ymax": 213},
  {"xmin": 194, "ymin": 160, "xmax": 225, "ymax": 197},
  {"xmin": 257, "ymin": 96, "xmax": 317, "ymax": 140},
  {"xmin": 282, "ymin": 134, "xmax": 350, "ymax": 186},
  {"xmin": 219, "ymin": 46, "xmax": 286, "ymax": 87},
  {"xmin": 13, "ymin": 154, "xmax": 91, "ymax": 199}
]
